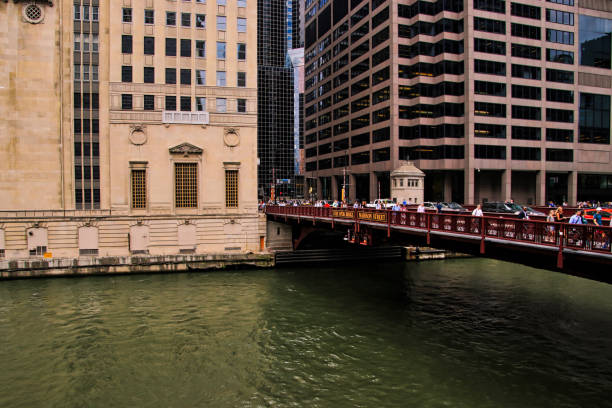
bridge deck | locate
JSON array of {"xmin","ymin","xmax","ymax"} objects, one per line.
[{"xmin": 265, "ymin": 206, "xmax": 612, "ymax": 267}]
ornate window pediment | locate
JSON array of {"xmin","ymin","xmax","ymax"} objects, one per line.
[{"xmin": 169, "ymin": 143, "xmax": 203, "ymax": 156}]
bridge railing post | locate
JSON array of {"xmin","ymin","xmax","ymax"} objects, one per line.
[
  {"xmin": 426, "ymin": 213, "xmax": 431, "ymax": 245},
  {"xmin": 480, "ymin": 216, "xmax": 486, "ymax": 254},
  {"xmin": 557, "ymin": 223, "xmax": 565, "ymax": 269}
]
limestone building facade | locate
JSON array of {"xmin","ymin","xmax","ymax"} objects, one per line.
[{"xmin": 0, "ymin": 0, "xmax": 263, "ymax": 259}]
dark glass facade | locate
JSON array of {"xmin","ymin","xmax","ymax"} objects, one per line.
[
  {"xmin": 73, "ymin": 0, "xmax": 100, "ymax": 209},
  {"xmin": 258, "ymin": 0, "xmax": 295, "ymax": 198}
]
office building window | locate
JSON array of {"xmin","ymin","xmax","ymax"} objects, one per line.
[
  {"xmin": 475, "ymin": 102, "xmax": 506, "ymax": 117},
  {"xmin": 546, "ymin": 28, "xmax": 574, "ymax": 45},
  {"xmin": 475, "ymin": 81, "xmax": 506, "ymax": 97},
  {"xmin": 511, "ymin": 84, "xmax": 541, "ymax": 100},
  {"xmin": 217, "ymin": 98, "xmax": 227, "ymax": 112},
  {"xmin": 548, "ymin": 0, "xmax": 572, "ymax": 5},
  {"xmin": 121, "ymin": 94, "xmax": 132, "ymax": 110},
  {"xmin": 165, "ymin": 96, "xmax": 177, "ymax": 111},
  {"xmin": 196, "ymin": 40, "xmax": 206, "ymax": 57},
  {"xmin": 546, "ymin": 88, "xmax": 573, "ymax": 103},
  {"xmin": 166, "ymin": 11, "xmax": 176, "ymax": 26},
  {"xmin": 166, "ymin": 38, "xmax": 176, "ymax": 56},
  {"xmin": 196, "ymin": 97, "xmax": 206, "ymax": 111},
  {"xmin": 121, "ymin": 66, "xmax": 132, "ymax": 82},
  {"xmin": 511, "ymin": 43, "xmax": 541, "ymax": 60},
  {"xmin": 237, "ymin": 71, "xmax": 246, "ymax": 87},
  {"xmin": 546, "ymin": 149, "xmax": 573, "ymax": 162},
  {"xmin": 579, "ymin": 93, "xmax": 610, "ymax": 144},
  {"xmin": 510, "ymin": 2, "xmax": 540, "ymax": 19},
  {"xmin": 237, "ymin": 18, "xmax": 247, "ymax": 32},
  {"xmin": 216, "ymin": 71, "xmax": 226, "ymax": 86},
  {"xmin": 546, "ymin": 49, "xmax": 573, "ymax": 64},
  {"xmin": 225, "ymin": 170, "xmax": 238, "ymax": 208},
  {"xmin": 181, "ymin": 13, "xmax": 191, "ymax": 27},
  {"xmin": 237, "ymin": 98, "xmax": 246, "ymax": 113},
  {"xmin": 144, "ymin": 37, "xmax": 155, "ymax": 55},
  {"xmin": 131, "ymin": 169, "xmax": 147, "ymax": 209},
  {"xmin": 175, "ymin": 163, "xmax": 198, "ymax": 208},
  {"xmin": 217, "ymin": 16, "xmax": 226, "ymax": 30},
  {"xmin": 511, "ymin": 63, "xmax": 541, "ymax": 80},
  {"xmin": 475, "ymin": 123, "xmax": 506, "ymax": 139},
  {"xmin": 196, "ymin": 14, "xmax": 206, "ymax": 28},
  {"xmin": 180, "ymin": 39, "xmax": 191, "ymax": 57},
  {"xmin": 512, "ymin": 147, "xmax": 541, "ymax": 161},
  {"xmin": 238, "ymin": 0, "xmax": 246, "ymax": 6},
  {"xmin": 474, "ymin": 59, "xmax": 506, "ymax": 75},
  {"xmin": 180, "ymin": 96, "xmax": 191, "ymax": 111},
  {"xmin": 546, "ymin": 68, "xmax": 573, "ymax": 83},
  {"xmin": 180, "ymin": 69, "xmax": 191, "ymax": 85},
  {"xmin": 122, "ymin": 7, "xmax": 132, "ymax": 23},
  {"xmin": 474, "ymin": 17, "xmax": 505, "ymax": 34},
  {"xmin": 217, "ymin": 42, "xmax": 226, "ymax": 58},
  {"xmin": 122, "ymin": 35, "xmax": 132, "ymax": 54},
  {"xmin": 166, "ymin": 68, "xmax": 176, "ymax": 84},
  {"xmin": 474, "ymin": 38, "xmax": 506, "ymax": 55},
  {"xmin": 144, "ymin": 95, "xmax": 155, "ymax": 111},
  {"xmin": 74, "ymin": 4, "xmax": 80, "ymax": 20},
  {"xmin": 218, "ymin": 0, "xmax": 226, "ymax": 4},
  {"xmin": 511, "ymin": 23, "xmax": 540, "ymax": 40},
  {"xmin": 144, "ymin": 67, "xmax": 154, "ymax": 83},
  {"xmin": 237, "ymin": 43, "xmax": 246, "ymax": 60},
  {"xmin": 145, "ymin": 9, "xmax": 154, "ymax": 24},
  {"xmin": 474, "ymin": 145, "xmax": 506, "ymax": 159},
  {"xmin": 474, "ymin": 0, "xmax": 505, "ymax": 13},
  {"xmin": 196, "ymin": 70, "xmax": 206, "ymax": 85},
  {"xmin": 579, "ymin": 15, "xmax": 612, "ymax": 69},
  {"xmin": 82, "ymin": 65, "xmax": 90, "ymax": 81},
  {"xmin": 546, "ymin": 128, "xmax": 573, "ymax": 142},
  {"xmin": 512, "ymin": 126, "xmax": 541, "ymax": 140},
  {"xmin": 512, "ymin": 105, "xmax": 541, "ymax": 120},
  {"xmin": 546, "ymin": 9, "xmax": 573, "ymax": 25}
]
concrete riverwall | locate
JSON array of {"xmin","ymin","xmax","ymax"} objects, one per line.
[{"xmin": 0, "ymin": 253, "xmax": 274, "ymax": 279}]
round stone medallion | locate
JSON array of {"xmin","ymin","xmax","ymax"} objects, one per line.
[
  {"xmin": 129, "ymin": 130, "xmax": 147, "ymax": 145},
  {"xmin": 224, "ymin": 131, "xmax": 240, "ymax": 147}
]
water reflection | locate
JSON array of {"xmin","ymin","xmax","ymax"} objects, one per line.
[{"xmin": 0, "ymin": 259, "xmax": 611, "ymax": 407}]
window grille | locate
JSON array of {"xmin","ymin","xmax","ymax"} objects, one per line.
[
  {"xmin": 175, "ymin": 163, "xmax": 198, "ymax": 208},
  {"xmin": 225, "ymin": 170, "xmax": 239, "ymax": 207},
  {"xmin": 131, "ymin": 169, "xmax": 147, "ymax": 208}
]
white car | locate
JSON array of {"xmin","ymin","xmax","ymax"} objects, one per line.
[{"xmin": 365, "ymin": 199, "xmax": 395, "ymax": 209}]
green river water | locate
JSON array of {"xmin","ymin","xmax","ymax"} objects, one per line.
[{"xmin": 0, "ymin": 258, "xmax": 611, "ymax": 407}]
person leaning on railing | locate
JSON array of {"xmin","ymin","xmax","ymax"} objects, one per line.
[
  {"xmin": 554, "ymin": 206, "xmax": 564, "ymax": 222},
  {"xmin": 471, "ymin": 204, "xmax": 483, "ymax": 216}
]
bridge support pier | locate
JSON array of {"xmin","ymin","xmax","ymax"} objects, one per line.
[{"xmin": 266, "ymin": 220, "xmax": 293, "ymax": 251}]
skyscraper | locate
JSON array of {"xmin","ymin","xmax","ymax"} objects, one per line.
[
  {"xmin": 257, "ymin": 0, "xmax": 294, "ymax": 199},
  {"xmin": 303, "ymin": 0, "xmax": 612, "ymax": 205}
]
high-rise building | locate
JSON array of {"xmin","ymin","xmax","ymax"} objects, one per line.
[
  {"xmin": 0, "ymin": 0, "xmax": 262, "ymax": 257},
  {"xmin": 303, "ymin": 0, "xmax": 612, "ymax": 205},
  {"xmin": 257, "ymin": 0, "xmax": 294, "ymax": 199}
]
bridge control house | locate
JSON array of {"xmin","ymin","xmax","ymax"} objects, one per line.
[
  {"xmin": 0, "ymin": 0, "xmax": 262, "ymax": 259},
  {"xmin": 303, "ymin": 0, "xmax": 612, "ymax": 205}
]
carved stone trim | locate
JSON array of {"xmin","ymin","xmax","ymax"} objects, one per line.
[
  {"xmin": 129, "ymin": 124, "xmax": 147, "ymax": 145},
  {"xmin": 223, "ymin": 128, "xmax": 240, "ymax": 147},
  {"xmin": 169, "ymin": 142, "xmax": 203, "ymax": 156}
]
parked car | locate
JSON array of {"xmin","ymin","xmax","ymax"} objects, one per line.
[
  {"xmin": 423, "ymin": 202, "xmax": 439, "ymax": 211},
  {"xmin": 522, "ymin": 206, "xmax": 546, "ymax": 216},
  {"xmin": 440, "ymin": 202, "xmax": 469, "ymax": 212},
  {"xmin": 481, "ymin": 202, "xmax": 521, "ymax": 215},
  {"xmin": 365, "ymin": 199, "xmax": 395, "ymax": 209},
  {"xmin": 581, "ymin": 209, "xmax": 612, "ymax": 224}
]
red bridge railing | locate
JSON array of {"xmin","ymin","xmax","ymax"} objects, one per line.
[{"xmin": 265, "ymin": 205, "xmax": 612, "ymax": 263}]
